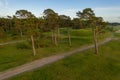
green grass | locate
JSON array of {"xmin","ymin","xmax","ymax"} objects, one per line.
[
  {"xmin": 8, "ymin": 40, "xmax": 120, "ymax": 80},
  {"xmin": 113, "ymin": 33, "xmax": 120, "ymax": 38},
  {"xmin": 0, "ymin": 34, "xmax": 27, "ymax": 43},
  {"xmin": 0, "ymin": 29, "xmax": 111, "ymax": 72},
  {"xmin": 71, "ymin": 28, "xmax": 92, "ymax": 37},
  {"xmin": 0, "ymin": 45, "xmax": 32, "ymax": 71},
  {"xmin": 106, "ymin": 25, "xmax": 120, "ymax": 32},
  {"xmin": 113, "ymin": 25, "xmax": 120, "ymax": 31}
]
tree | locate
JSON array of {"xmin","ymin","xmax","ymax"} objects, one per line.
[
  {"xmin": 0, "ymin": 18, "xmax": 7, "ymax": 41},
  {"xmin": 0, "ymin": 18, "xmax": 12, "ymax": 33},
  {"xmin": 72, "ymin": 18, "xmax": 81, "ymax": 29},
  {"xmin": 25, "ymin": 18, "xmax": 37, "ymax": 56},
  {"xmin": 15, "ymin": 10, "xmax": 37, "ymax": 56},
  {"xmin": 59, "ymin": 15, "xmax": 72, "ymax": 46},
  {"xmin": 14, "ymin": 10, "xmax": 35, "ymax": 37},
  {"xmin": 15, "ymin": 10, "xmax": 35, "ymax": 18},
  {"xmin": 43, "ymin": 9, "xmax": 59, "ymax": 46},
  {"xmin": 77, "ymin": 8, "xmax": 105, "ymax": 55},
  {"xmin": 13, "ymin": 17, "xmax": 24, "ymax": 37},
  {"xmin": 0, "ymin": 26, "xmax": 6, "ymax": 40}
]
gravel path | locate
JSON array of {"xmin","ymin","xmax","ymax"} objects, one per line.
[{"xmin": 0, "ymin": 37, "xmax": 112, "ymax": 80}]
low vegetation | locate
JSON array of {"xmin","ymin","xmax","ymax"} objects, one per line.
[
  {"xmin": 8, "ymin": 39, "xmax": 120, "ymax": 80},
  {"xmin": 0, "ymin": 29, "xmax": 111, "ymax": 72}
]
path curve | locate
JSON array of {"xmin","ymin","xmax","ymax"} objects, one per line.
[{"xmin": 0, "ymin": 37, "xmax": 112, "ymax": 80}]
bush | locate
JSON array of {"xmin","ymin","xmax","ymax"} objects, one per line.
[
  {"xmin": 16, "ymin": 42, "xmax": 31, "ymax": 49},
  {"xmin": 35, "ymin": 38, "xmax": 52, "ymax": 48}
]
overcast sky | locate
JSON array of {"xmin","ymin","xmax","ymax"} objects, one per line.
[{"xmin": 0, "ymin": 0, "xmax": 120, "ymax": 22}]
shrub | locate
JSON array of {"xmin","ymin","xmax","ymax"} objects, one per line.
[{"xmin": 16, "ymin": 42, "xmax": 31, "ymax": 49}]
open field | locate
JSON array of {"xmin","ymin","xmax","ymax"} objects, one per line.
[
  {"xmin": 8, "ymin": 39, "xmax": 120, "ymax": 80},
  {"xmin": 0, "ymin": 1, "xmax": 120, "ymax": 80}
]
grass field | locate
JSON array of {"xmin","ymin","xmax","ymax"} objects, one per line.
[
  {"xmin": 113, "ymin": 25, "xmax": 120, "ymax": 31},
  {"xmin": 0, "ymin": 29, "xmax": 111, "ymax": 72},
  {"xmin": 8, "ymin": 39, "xmax": 120, "ymax": 80}
]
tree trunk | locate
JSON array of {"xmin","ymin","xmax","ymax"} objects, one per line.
[
  {"xmin": 54, "ymin": 31, "xmax": 58, "ymax": 46},
  {"xmin": 51, "ymin": 30, "xmax": 54, "ymax": 44},
  {"xmin": 68, "ymin": 28, "xmax": 72, "ymax": 46},
  {"xmin": 93, "ymin": 28, "xmax": 98, "ymax": 55},
  {"xmin": 20, "ymin": 30, "xmax": 23, "ymax": 37},
  {"xmin": 31, "ymin": 35, "xmax": 36, "ymax": 56},
  {"xmin": 57, "ymin": 27, "xmax": 60, "ymax": 43}
]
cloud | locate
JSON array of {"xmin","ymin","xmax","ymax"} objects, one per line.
[
  {"xmin": 94, "ymin": 7, "xmax": 120, "ymax": 17},
  {"xmin": 93, "ymin": 7, "xmax": 120, "ymax": 22}
]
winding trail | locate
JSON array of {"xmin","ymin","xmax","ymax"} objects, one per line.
[{"xmin": 0, "ymin": 37, "xmax": 112, "ymax": 80}]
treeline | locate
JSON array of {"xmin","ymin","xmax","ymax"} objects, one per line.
[
  {"xmin": 0, "ymin": 8, "xmax": 106, "ymax": 36},
  {"xmin": 0, "ymin": 8, "xmax": 107, "ymax": 55},
  {"xmin": 108, "ymin": 22, "xmax": 120, "ymax": 26}
]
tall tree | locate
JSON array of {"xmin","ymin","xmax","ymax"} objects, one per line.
[
  {"xmin": 43, "ymin": 9, "xmax": 59, "ymax": 46},
  {"xmin": 15, "ymin": 10, "xmax": 37, "ymax": 56},
  {"xmin": 15, "ymin": 10, "xmax": 35, "ymax": 18},
  {"xmin": 77, "ymin": 8, "xmax": 103, "ymax": 55},
  {"xmin": 14, "ymin": 10, "xmax": 35, "ymax": 37},
  {"xmin": 25, "ymin": 18, "xmax": 37, "ymax": 56},
  {"xmin": 14, "ymin": 17, "xmax": 23, "ymax": 37},
  {"xmin": 72, "ymin": 18, "xmax": 81, "ymax": 29},
  {"xmin": 0, "ymin": 26, "xmax": 6, "ymax": 40},
  {"xmin": 59, "ymin": 15, "xmax": 72, "ymax": 46}
]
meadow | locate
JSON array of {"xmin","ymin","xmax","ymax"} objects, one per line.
[
  {"xmin": 0, "ymin": 28, "xmax": 111, "ymax": 72},
  {"xmin": 8, "ymin": 39, "xmax": 120, "ymax": 80}
]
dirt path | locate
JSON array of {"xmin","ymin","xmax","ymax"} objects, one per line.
[
  {"xmin": 0, "ymin": 37, "xmax": 112, "ymax": 80},
  {"xmin": 0, "ymin": 40, "xmax": 26, "ymax": 46}
]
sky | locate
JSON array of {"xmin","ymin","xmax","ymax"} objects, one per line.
[{"xmin": 0, "ymin": 0, "xmax": 120, "ymax": 22}]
